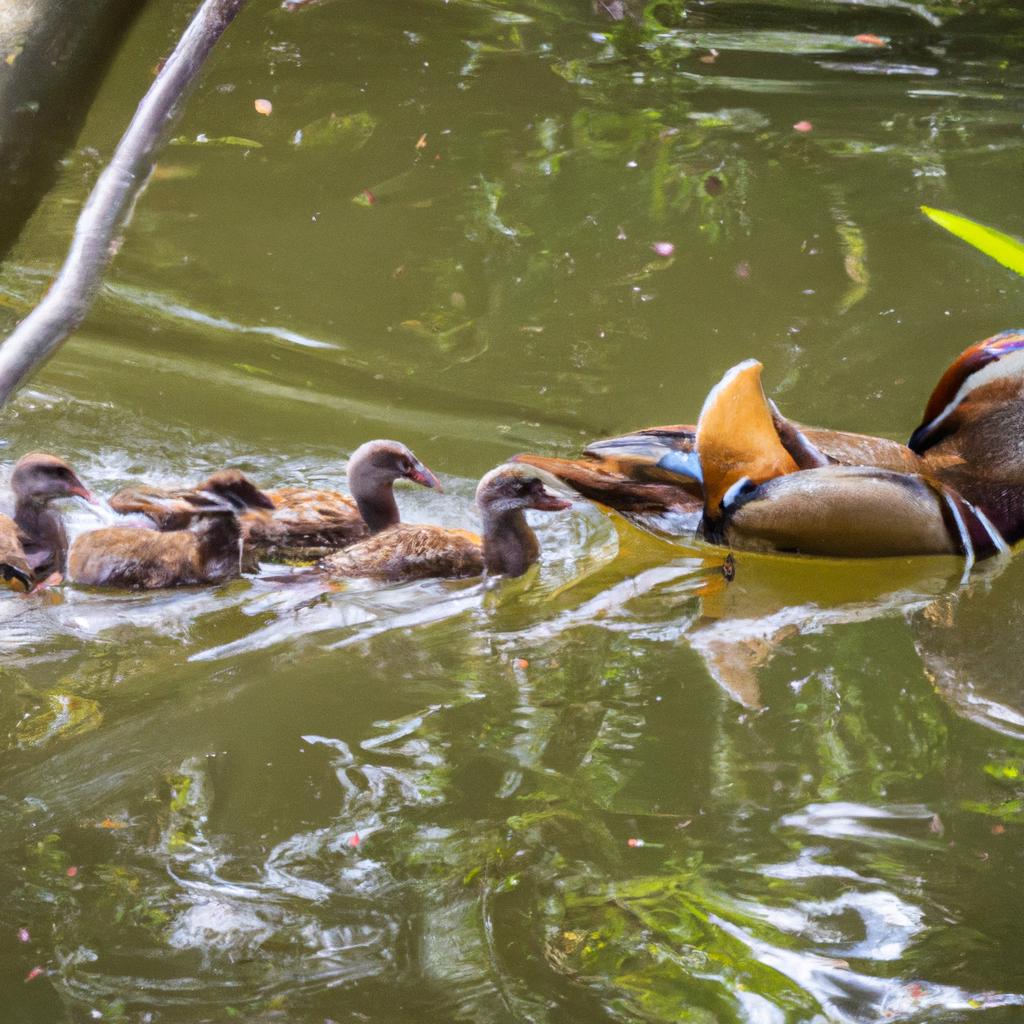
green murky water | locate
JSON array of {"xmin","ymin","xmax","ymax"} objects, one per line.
[{"xmin": 2, "ymin": 0, "xmax": 1024, "ymax": 1020}]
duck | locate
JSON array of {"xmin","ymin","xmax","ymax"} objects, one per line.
[
  {"xmin": 665, "ymin": 359, "xmax": 1009, "ymax": 562},
  {"xmin": 512, "ymin": 403, "xmax": 927, "ymax": 524},
  {"xmin": 319, "ymin": 464, "xmax": 571, "ymax": 581},
  {"xmin": 68, "ymin": 471, "xmax": 276, "ymax": 589},
  {"xmin": 0, "ymin": 452, "xmax": 97, "ymax": 591},
  {"xmin": 108, "ymin": 439, "xmax": 442, "ymax": 560},
  {"xmin": 514, "ymin": 329, "xmax": 1024, "ymax": 551},
  {"xmin": 906, "ymin": 329, "xmax": 1024, "ymax": 546}
]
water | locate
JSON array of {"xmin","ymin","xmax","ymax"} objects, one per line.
[{"xmin": 2, "ymin": 0, "xmax": 1024, "ymax": 1020}]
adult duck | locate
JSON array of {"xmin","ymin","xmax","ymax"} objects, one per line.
[
  {"xmin": 514, "ymin": 410, "xmax": 926, "ymax": 522},
  {"xmin": 670, "ymin": 360, "xmax": 1008, "ymax": 563},
  {"xmin": 0, "ymin": 452, "xmax": 97, "ymax": 591},
  {"xmin": 109, "ymin": 439, "xmax": 442, "ymax": 559},
  {"xmin": 513, "ymin": 329, "xmax": 1024, "ymax": 535},
  {"xmin": 907, "ymin": 330, "xmax": 1024, "ymax": 545},
  {"xmin": 68, "ymin": 471, "xmax": 276, "ymax": 589},
  {"xmin": 319, "ymin": 464, "xmax": 571, "ymax": 581}
]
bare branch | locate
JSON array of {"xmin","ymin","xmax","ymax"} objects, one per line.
[{"xmin": 0, "ymin": 0, "xmax": 248, "ymax": 406}]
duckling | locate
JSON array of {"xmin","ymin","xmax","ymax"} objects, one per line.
[
  {"xmin": 108, "ymin": 440, "xmax": 441, "ymax": 559},
  {"xmin": 68, "ymin": 471, "xmax": 275, "ymax": 589},
  {"xmin": 0, "ymin": 452, "xmax": 96, "ymax": 590},
  {"xmin": 319, "ymin": 464, "xmax": 571, "ymax": 581}
]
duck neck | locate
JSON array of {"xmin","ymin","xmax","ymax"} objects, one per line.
[
  {"xmin": 14, "ymin": 497, "xmax": 67, "ymax": 575},
  {"xmin": 194, "ymin": 514, "xmax": 245, "ymax": 577},
  {"xmin": 482, "ymin": 507, "xmax": 539, "ymax": 578},
  {"xmin": 350, "ymin": 464, "xmax": 400, "ymax": 533}
]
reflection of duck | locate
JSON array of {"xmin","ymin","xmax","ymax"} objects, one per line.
[
  {"xmin": 319, "ymin": 464, "xmax": 571, "ymax": 581},
  {"xmin": 109, "ymin": 440, "xmax": 441, "ymax": 559},
  {"xmin": 515, "ymin": 331, "xmax": 1024, "ymax": 561},
  {"xmin": 0, "ymin": 452, "xmax": 96, "ymax": 591},
  {"xmin": 68, "ymin": 472, "xmax": 275, "ymax": 589}
]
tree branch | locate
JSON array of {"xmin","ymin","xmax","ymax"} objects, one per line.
[{"xmin": 0, "ymin": 0, "xmax": 248, "ymax": 406}]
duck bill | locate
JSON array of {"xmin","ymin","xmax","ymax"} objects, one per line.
[
  {"xmin": 69, "ymin": 482, "xmax": 99, "ymax": 505},
  {"xmin": 530, "ymin": 489, "xmax": 572, "ymax": 512},
  {"xmin": 408, "ymin": 461, "xmax": 443, "ymax": 492}
]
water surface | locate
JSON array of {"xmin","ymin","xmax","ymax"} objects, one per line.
[{"xmin": 3, "ymin": 0, "xmax": 1024, "ymax": 1020}]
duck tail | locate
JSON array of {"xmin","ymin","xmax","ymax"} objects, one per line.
[{"xmin": 510, "ymin": 453, "xmax": 700, "ymax": 514}]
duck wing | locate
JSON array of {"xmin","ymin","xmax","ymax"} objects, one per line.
[
  {"xmin": 108, "ymin": 485, "xmax": 197, "ymax": 530},
  {"xmin": 319, "ymin": 523, "xmax": 484, "ymax": 581},
  {"xmin": 248, "ymin": 487, "xmax": 368, "ymax": 559}
]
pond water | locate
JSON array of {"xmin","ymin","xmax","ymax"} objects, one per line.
[{"xmin": 2, "ymin": 0, "xmax": 1024, "ymax": 1021}]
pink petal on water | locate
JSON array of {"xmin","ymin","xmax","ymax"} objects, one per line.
[{"xmin": 651, "ymin": 241, "xmax": 675, "ymax": 257}]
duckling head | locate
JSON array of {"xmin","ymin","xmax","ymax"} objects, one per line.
[
  {"xmin": 476, "ymin": 464, "xmax": 573, "ymax": 516},
  {"xmin": 11, "ymin": 452, "xmax": 97, "ymax": 506},
  {"xmin": 196, "ymin": 469, "xmax": 276, "ymax": 512},
  {"xmin": 348, "ymin": 439, "xmax": 442, "ymax": 493}
]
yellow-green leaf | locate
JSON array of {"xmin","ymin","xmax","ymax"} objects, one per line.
[{"xmin": 921, "ymin": 206, "xmax": 1024, "ymax": 277}]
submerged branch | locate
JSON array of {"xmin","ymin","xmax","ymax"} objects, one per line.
[{"xmin": 0, "ymin": 0, "xmax": 248, "ymax": 407}]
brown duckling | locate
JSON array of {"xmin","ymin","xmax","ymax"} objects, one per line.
[
  {"xmin": 0, "ymin": 452, "xmax": 97, "ymax": 590},
  {"xmin": 319, "ymin": 464, "xmax": 572, "ymax": 581},
  {"xmin": 108, "ymin": 439, "xmax": 441, "ymax": 559},
  {"xmin": 68, "ymin": 471, "xmax": 275, "ymax": 589}
]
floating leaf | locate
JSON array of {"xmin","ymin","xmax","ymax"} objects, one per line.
[
  {"xmin": 169, "ymin": 134, "xmax": 262, "ymax": 148},
  {"xmin": 921, "ymin": 206, "xmax": 1024, "ymax": 278}
]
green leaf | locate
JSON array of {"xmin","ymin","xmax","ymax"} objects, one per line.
[
  {"xmin": 169, "ymin": 134, "xmax": 262, "ymax": 148},
  {"xmin": 921, "ymin": 206, "xmax": 1024, "ymax": 277}
]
